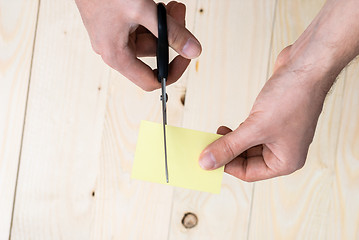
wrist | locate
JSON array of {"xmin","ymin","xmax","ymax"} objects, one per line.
[
  {"xmin": 285, "ymin": 0, "xmax": 359, "ymax": 93},
  {"xmin": 276, "ymin": 34, "xmax": 341, "ymax": 96},
  {"xmin": 273, "ymin": 42, "xmax": 337, "ymax": 98}
]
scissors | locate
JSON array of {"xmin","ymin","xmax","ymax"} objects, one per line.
[{"xmin": 157, "ymin": 3, "xmax": 169, "ymax": 183}]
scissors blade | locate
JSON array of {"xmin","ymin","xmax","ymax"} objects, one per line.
[{"xmin": 161, "ymin": 78, "xmax": 169, "ymax": 183}]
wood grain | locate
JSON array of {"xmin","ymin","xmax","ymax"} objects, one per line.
[
  {"xmin": 0, "ymin": 0, "xmax": 39, "ymax": 238},
  {"xmin": 10, "ymin": 0, "xmax": 110, "ymax": 239},
  {"xmin": 248, "ymin": 1, "xmax": 355, "ymax": 239},
  {"xmin": 91, "ymin": 71, "xmax": 174, "ymax": 239},
  {"xmin": 330, "ymin": 57, "xmax": 359, "ymax": 239},
  {"xmin": 168, "ymin": 1, "xmax": 276, "ymax": 239},
  {"xmin": 5, "ymin": 0, "xmax": 359, "ymax": 239}
]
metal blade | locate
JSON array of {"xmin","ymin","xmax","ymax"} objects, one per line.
[{"xmin": 161, "ymin": 78, "xmax": 169, "ymax": 183}]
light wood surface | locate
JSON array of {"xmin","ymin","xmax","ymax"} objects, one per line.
[
  {"xmin": 9, "ymin": 0, "xmax": 109, "ymax": 239},
  {"xmin": 1, "ymin": 0, "xmax": 358, "ymax": 239},
  {"xmin": 0, "ymin": 0, "xmax": 39, "ymax": 238},
  {"xmin": 332, "ymin": 57, "xmax": 359, "ymax": 239}
]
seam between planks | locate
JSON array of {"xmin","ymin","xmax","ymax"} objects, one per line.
[
  {"xmin": 246, "ymin": 1, "xmax": 278, "ymax": 240},
  {"xmin": 8, "ymin": 1, "xmax": 41, "ymax": 239},
  {"xmin": 166, "ymin": 1, "xmax": 201, "ymax": 239}
]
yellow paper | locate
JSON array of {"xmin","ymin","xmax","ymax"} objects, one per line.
[{"xmin": 131, "ymin": 121, "xmax": 224, "ymax": 194}]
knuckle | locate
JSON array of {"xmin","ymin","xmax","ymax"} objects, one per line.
[
  {"xmin": 91, "ymin": 42, "xmax": 102, "ymax": 55},
  {"xmin": 280, "ymin": 158, "xmax": 304, "ymax": 175},
  {"xmin": 178, "ymin": 2, "xmax": 186, "ymax": 9},
  {"xmin": 99, "ymin": 45, "xmax": 126, "ymax": 71},
  {"xmin": 296, "ymin": 159, "xmax": 305, "ymax": 170},
  {"xmin": 128, "ymin": 1, "xmax": 147, "ymax": 22},
  {"xmin": 100, "ymin": 50, "xmax": 116, "ymax": 68},
  {"xmin": 274, "ymin": 45, "xmax": 292, "ymax": 70},
  {"xmin": 90, "ymin": 41, "xmax": 113, "ymax": 63},
  {"xmin": 90, "ymin": 39, "xmax": 109, "ymax": 56},
  {"xmin": 221, "ymin": 138, "xmax": 236, "ymax": 160},
  {"xmin": 168, "ymin": 26, "xmax": 185, "ymax": 48},
  {"xmin": 243, "ymin": 177, "xmax": 255, "ymax": 183},
  {"xmin": 283, "ymin": 165, "xmax": 297, "ymax": 175},
  {"xmin": 172, "ymin": 2, "xmax": 186, "ymax": 16},
  {"xmin": 244, "ymin": 115, "xmax": 263, "ymax": 134}
]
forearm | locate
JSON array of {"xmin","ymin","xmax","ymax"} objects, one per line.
[{"xmin": 285, "ymin": 0, "xmax": 359, "ymax": 91}]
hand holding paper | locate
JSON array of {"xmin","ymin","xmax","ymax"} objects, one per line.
[{"xmin": 132, "ymin": 121, "xmax": 224, "ymax": 194}]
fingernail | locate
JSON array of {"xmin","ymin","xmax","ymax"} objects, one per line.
[
  {"xmin": 182, "ymin": 38, "xmax": 201, "ymax": 58},
  {"xmin": 199, "ymin": 151, "xmax": 216, "ymax": 170}
]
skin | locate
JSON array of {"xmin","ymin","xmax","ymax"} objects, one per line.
[
  {"xmin": 75, "ymin": 0, "xmax": 202, "ymax": 91},
  {"xmin": 199, "ymin": 0, "xmax": 359, "ymax": 181},
  {"xmin": 76, "ymin": 0, "xmax": 359, "ymax": 182}
]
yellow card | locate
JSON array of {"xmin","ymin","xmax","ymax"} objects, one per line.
[{"xmin": 131, "ymin": 121, "xmax": 224, "ymax": 194}]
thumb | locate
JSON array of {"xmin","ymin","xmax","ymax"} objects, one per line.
[
  {"xmin": 137, "ymin": 2, "xmax": 202, "ymax": 59},
  {"xmin": 199, "ymin": 122, "xmax": 259, "ymax": 170},
  {"xmin": 167, "ymin": 14, "xmax": 202, "ymax": 59}
]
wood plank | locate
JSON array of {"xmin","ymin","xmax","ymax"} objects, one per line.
[
  {"xmin": 248, "ymin": 0, "xmax": 352, "ymax": 239},
  {"xmin": 169, "ymin": 1, "xmax": 276, "ymax": 239},
  {"xmin": 0, "ymin": 0, "xmax": 39, "ymax": 238},
  {"xmin": 10, "ymin": 0, "xmax": 110, "ymax": 239},
  {"xmin": 90, "ymin": 0, "xmax": 198, "ymax": 239},
  {"xmin": 90, "ymin": 71, "xmax": 175, "ymax": 239},
  {"xmin": 9, "ymin": 0, "xmax": 355, "ymax": 238},
  {"xmin": 331, "ymin": 58, "xmax": 359, "ymax": 239}
]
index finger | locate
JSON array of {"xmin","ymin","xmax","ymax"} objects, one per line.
[{"xmin": 102, "ymin": 45, "xmax": 160, "ymax": 91}]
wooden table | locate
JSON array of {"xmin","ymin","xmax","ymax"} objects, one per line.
[{"xmin": 1, "ymin": 0, "xmax": 358, "ymax": 239}]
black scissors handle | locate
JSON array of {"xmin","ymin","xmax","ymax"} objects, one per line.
[{"xmin": 157, "ymin": 3, "xmax": 169, "ymax": 82}]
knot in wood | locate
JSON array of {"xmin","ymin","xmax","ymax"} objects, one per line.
[{"xmin": 181, "ymin": 212, "xmax": 198, "ymax": 229}]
